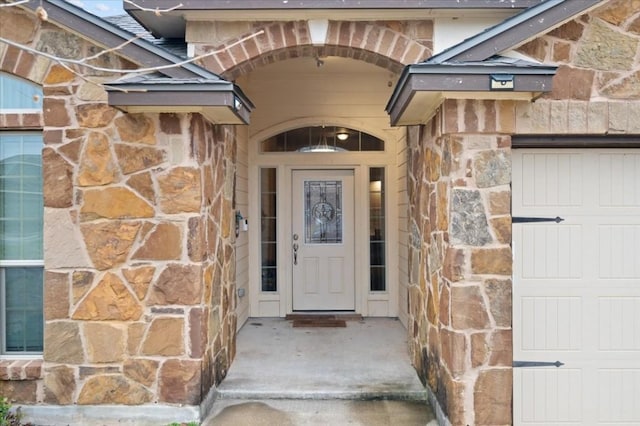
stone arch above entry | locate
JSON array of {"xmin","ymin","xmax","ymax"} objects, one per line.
[{"xmin": 196, "ymin": 21, "xmax": 433, "ymax": 80}]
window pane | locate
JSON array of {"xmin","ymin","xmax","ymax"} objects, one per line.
[
  {"xmin": 261, "ymin": 243, "xmax": 277, "ymax": 267},
  {"xmin": 370, "ymin": 267, "xmax": 386, "ymax": 292},
  {"xmin": 261, "ymin": 135, "xmax": 284, "ymax": 152},
  {"xmin": 261, "ymin": 126, "xmax": 384, "ymax": 152},
  {"xmin": 4, "ymin": 267, "xmax": 43, "ymax": 353},
  {"xmin": 284, "ymin": 128, "xmax": 310, "ymax": 152},
  {"xmin": 260, "ymin": 168, "xmax": 277, "ymax": 192},
  {"xmin": 261, "ymin": 268, "xmax": 277, "ymax": 292},
  {"xmin": 260, "ymin": 168, "xmax": 277, "ymax": 292},
  {"xmin": 340, "ymin": 134, "xmax": 360, "ymax": 151},
  {"xmin": 261, "ymin": 218, "xmax": 277, "ymax": 241},
  {"xmin": 0, "ymin": 131, "xmax": 43, "ymax": 354},
  {"xmin": 369, "ymin": 168, "xmax": 386, "ymax": 292},
  {"xmin": 261, "ymin": 194, "xmax": 277, "ymax": 217},
  {"xmin": 0, "ymin": 73, "xmax": 42, "ymax": 110},
  {"xmin": 0, "ymin": 134, "xmax": 43, "ymax": 260},
  {"xmin": 361, "ymin": 133, "xmax": 384, "ymax": 151},
  {"xmin": 304, "ymin": 180, "xmax": 342, "ymax": 244},
  {"xmin": 370, "ymin": 242, "xmax": 385, "ymax": 266}
]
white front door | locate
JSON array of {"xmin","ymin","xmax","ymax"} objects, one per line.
[
  {"xmin": 291, "ymin": 170, "xmax": 355, "ymax": 311},
  {"xmin": 513, "ymin": 149, "xmax": 640, "ymax": 425}
]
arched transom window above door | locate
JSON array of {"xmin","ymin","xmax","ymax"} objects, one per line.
[{"xmin": 261, "ymin": 126, "xmax": 384, "ymax": 153}]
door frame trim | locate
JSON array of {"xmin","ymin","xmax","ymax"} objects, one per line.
[
  {"xmin": 247, "ymin": 145, "xmax": 400, "ymax": 319},
  {"xmin": 284, "ymin": 166, "xmax": 364, "ymax": 315},
  {"xmin": 290, "ymin": 169, "xmax": 356, "ymax": 311}
]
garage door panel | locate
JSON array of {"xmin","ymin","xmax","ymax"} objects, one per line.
[
  {"xmin": 599, "ymin": 297, "xmax": 640, "ymax": 351},
  {"xmin": 598, "ymin": 369, "xmax": 640, "ymax": 423},
  {"xmin": 520, "ymin": 296, "xmax": 582, "ymax": 351},
  {"xmin": 519, "ymin": 224, "xmax": 583, "ymax": 279},
  {"xmin": 598, "ymin": 153, "xmax": 640, "ymax": 207},
  {"xmin": 520, "ymin": 152, "xmax": 583, "ymax": 207},
  {"xmin": 516, "ymin": 368, "xmax": 583, "ymax": 425},
  {"xmin": 599, "ymin": 225, "xmax": 640, "ymax": 279},
  {"xmin": 514, "ymin": 148, "xmax": 640, "ymax": 425}
]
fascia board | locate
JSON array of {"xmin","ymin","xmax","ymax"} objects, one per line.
[
  {"xmin": 19, "ymin": 0, "xmax": 219, "ymax": 80},
  {"xmin": 428, "ymin": 0, "xmax": 606, "ymax": 63}
]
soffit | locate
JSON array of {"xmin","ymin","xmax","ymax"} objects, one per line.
[
  {"xmin": 125, "ymin": 0, "xmax": 544, "ymax": 39},
  {"xmin": 236, "ymin": 56, "xmax": 396, "ymax": 140}
]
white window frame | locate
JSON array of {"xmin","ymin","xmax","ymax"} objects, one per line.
[
  {"xmin": 1, "ymin": 73, "xmax": 44, "ymax": 357},
  {"xmin": 0, "ymin": 261, "xmax": 44, "ymax": 357}
]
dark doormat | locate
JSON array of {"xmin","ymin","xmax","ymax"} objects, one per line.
[
  {"xmin": 291, "ymin": 318, "xmax": 347, "ymax": 328},
  {"xmin": 287, "ymin": 313, "xmax": 361, "ymax": 327}
]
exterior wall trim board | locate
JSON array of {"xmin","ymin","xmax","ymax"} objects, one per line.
[
  {"xmin": 513, "ymin": 135, "xmax": 640, "ymax": 149},
  {"xmin": 106, "ymin": 79, "xmax": 254, "ymax": 123},
  {"xmin": 108, "ymin": 90, "xmax": 236, "ymax": 107},
  {"xmin": 408, "ymin": 71, "xmax": 555, "ymax": 92},
  {"xmin": 127, "ymin": 0, "xmax": 544, "ymax": 11}
]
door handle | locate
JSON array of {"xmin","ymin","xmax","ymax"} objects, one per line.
[{"xmin": 293, "ymin": 243, "xmax": 299, "ymax": 265}]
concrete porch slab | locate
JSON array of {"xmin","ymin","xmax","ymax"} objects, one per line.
[
  {"xmin": 205, "ymin": 318, "xmax": 435, "ymax": 424},
  {"xmin": 217, "ymin": 318, "xmax": 427, "ymax": 401},
  {"xmin": 215, "ymin": 318, "xmax": 428, "ymax": 401}
]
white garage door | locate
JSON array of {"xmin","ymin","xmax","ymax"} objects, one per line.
[{"xmin": 513, "ymin": 149, "xmax": 640, "ymax": 425}]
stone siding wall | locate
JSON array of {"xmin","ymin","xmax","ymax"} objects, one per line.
[
  {"xmin": 0, "ymin": 6, "xmax": 238, "ymax": 407},
  {"xmin": 513, "ymin": 0, "xmax": 640, "ymax": 135},
  {"xmin": 406, "ymin": 104, "xmax": 513, "ymax": 426}
]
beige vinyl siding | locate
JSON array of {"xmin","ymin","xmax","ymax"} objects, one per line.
[
  {"xmin": 396, "ymin": 131, "xmax": 409, "ymax": 327},
  {"xmin": 235, "ymin": 127, "xmax": 250, "ymax": 329}
]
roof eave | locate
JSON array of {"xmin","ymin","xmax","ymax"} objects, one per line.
[
  {"xmin": 19, "ymin": 0, "xmax": 218, "ymax": 80},
  {"xmin": 106, "ymin": 83, "xmax": 254, "ymax": 125},
  {"xmin": 126, "ymin": 0, "xmax": 544, "ymax": 10},
  {"xmin": 386, "ymin": 0, "xmax": 606, "ymax": 126},
  {"xmin": 429, "ymin": 0, "xmax": 607, "ymax": 63},
  {"xmin": 124, "ymin": 0, "xmax": 544, "ymax": 39},
  {"xmin": 386, "ymin": 64, "xmax": 557, "ymax": 126}
]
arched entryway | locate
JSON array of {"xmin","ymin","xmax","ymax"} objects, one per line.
[
  {"xmin": 187, "ymin": 14, "xmax": 437, "ymax": 421},
  {"xmin": 231, "ymin": 56, "xmax": 408, "ymax": 323},
  {"xmin": 187, "ymin": 17, "xmax": 433, "ymax": 326}
]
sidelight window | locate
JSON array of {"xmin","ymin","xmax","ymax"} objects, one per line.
[
  {"xmin": 369, "ymin": 168, "xmax": 386, "ymax": 292},
  {"xmin": 260, "ymin": 168, "xmax": 277, "ymax": 292}
]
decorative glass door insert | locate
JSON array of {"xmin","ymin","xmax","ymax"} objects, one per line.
[{"xmin": 304, "ymin": 180, "xmax": 342, "ymax": 244}]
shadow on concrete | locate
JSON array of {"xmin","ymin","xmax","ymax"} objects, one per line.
[{"xmin": 203, "ymin": 318, "xmax": 436, "ymax": 425}]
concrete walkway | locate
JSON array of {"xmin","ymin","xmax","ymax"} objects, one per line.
[{"xmin": 203, "ymin": 318, "xmax": 436, "ymax": 425}]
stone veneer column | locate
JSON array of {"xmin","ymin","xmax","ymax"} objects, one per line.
[
  {"xmin": 26, "ymin": 36, "xmax": 240, "ymax": 404},
  {"xmin": 407, "ymin": 100, "xmax": 513, "ymax": 426}
]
